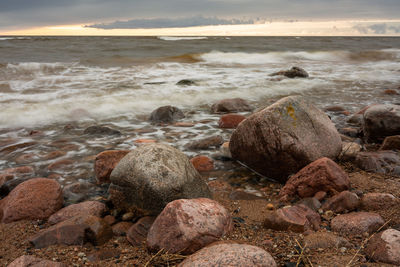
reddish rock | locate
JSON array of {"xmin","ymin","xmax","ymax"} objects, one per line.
[
  {"xmin": 325, "ymin": 106, "xmax": 346, "ymax": 112},
  {"xmin": 0, "ymin": 178, "xmax": 63, "ymax": 223},
  {"xmin": 190, "ymin": 156, "xmax": 214, "ymax": 172},
  {"xmin": 363, "ymin": 104, "xmax": 400, "ymax": 143},
  {"xmin": 355, "ymin": 151, "xmax": 400, "ymax": 176},
  {"xmin": 178, "ymin": 242, "xmax": 277, "ymax": 267},
  {"xmin": 365, "ymin": 229, "xmax": 400, "ymax": 265},
  {"xmin": 380, "ymin": 135, "xmax": 400, "ymax": 150},
  {"xmin": 361, "ymin": 193, "xmax": 398, "ymax": 210},
  {"xmin": 322, "ymin": 191, "xmax": 360, "ymax": 213},
  {"xmin": 304, "ymin": 232, "xmax": 351, "ymax": 249},
  {"xmin": 185, "ymin": 135, "xmax": 224, "ymax": 150},
  {"xmin": 42, "ymin": 150, "xmax": 67, "ymax": 160},
  {"xmin": 147, "ymin": 198, "xmax": 232, "ymax": 254},
  {"xmin": 279, "ymin": 157, "xmax": 350, "ymax": 201},
  {"xmin": 211, "ymin": 98, "xmax": 252, "ymax": 113},
  {"xmin": 218, "ymin": 114, "xmax": 246, "ymax": 128},
  {"xmin": 8, "ymin": 255, "xmax": 66, "ymax": 267},
  {"xmin": 48, "ymin": 159, "xmax": 74, "ymax": 171},
  {"xmin": 263, "ymin": 204, "xmax": 321, "ymax": 232},
  {"xmin": 104, "ymin": 215, "xmax": 117, "ymax": 225},
  {"xmin": 207, "ymin": 180, "xmax": 233, "ymax": 193},
  {"xmin": 134, "ymin": 139, "xmax": 157, "ymax": 144},
  {"xmin": 174, "ymin": 122, "xmax": 195, "ymax": 127},
  {"xmin": 331, "ymin": 212, "xmax": 385, "ymax": 235},
  {"xmin": 2, "ymin": 166, "xmax": 34, "ymax": 175},
  {"xmin": 112, "ymin": 221, "xmax": 133, "ymax": 236},
  {"xmin": 383, "ymin": 89, "xmax": 399, "ymax": 95},
  {"xmin": 314, "ymin": 191, "xmax": 327, "ymax": 201},
  {"xmin": 230, "ymin": 96, "xmax": 342, "ymax": 183},
  {"xmin": 220, "ymin": 141, "xmax": 232, "ymax": 158},
  {"xmin": 15, "ymin": 154, "xmax": 39, "ymax": 164},
  {"xmin": 127, "ymin": 216, "xmax": 155, "ymax": 246},
  {"xmin": 0, "ymin": 142, "xmax": 36, "ymax": 155},
  {"xmin": 0, "ymin": 173, "xmax": 13, "ymax": 187},
  {"xmin": 48, "ymin": 201, "xmax": 107, "ymax": 225},
  {"xmin": 94, "ymin": 150, "xmax": 130, "ymax": 184},
  {"xmin": 87, "ymin": 249, "xmax": 121, "ymax": 262}
]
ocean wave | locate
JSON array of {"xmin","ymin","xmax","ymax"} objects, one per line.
[
  {"xmin": 158, "ymin": 36, "xmax": 208, "ymax": 41},
  {"xmin": 6, "ymin": 62, "xmax": 74, "ymax": 75},
  {"xmin": 0, "ymin": 37, "xmax": 31, "ymax": 41}
]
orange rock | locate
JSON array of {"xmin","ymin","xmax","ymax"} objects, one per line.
[
  {"xmin": 134, "ymin": 139, "xmax": 157, "ymax": 144},
  {"xmin": 174, "ymin": 122, "xmax": 196, "ymax": 127},
  {"xmin": 94, "ymin": 150, "xmax": 130, "ymax": 184},
  {"xmin": 190, "ymin": 156, "xmax": 214, "ymax": 172},
  {"xmin": 42, "ymin": 150, "xmax": 67, "ymax": 160},
  {"xmin": 48, "ymin": 159, "xmax": 74, "ymax": 171},
  {"xmin": 383, "ymin": 89, "xmax": 398, "ymax": 95},
  {"xmin": 218, "ymin": 114, "xmax": 246, "ymax": 129}
]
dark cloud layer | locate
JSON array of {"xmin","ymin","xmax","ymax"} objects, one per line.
[{"xmin": 0, "ymin": 0, "xmax": 399, "ymax": 31}]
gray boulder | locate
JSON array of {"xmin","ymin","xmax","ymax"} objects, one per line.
[
  {"xmin": 230, "ymin": 96, "xmax": 342, "ymax": 182},
  {"xmin": 270, "ymin": 66, "xmax": 309, "ymax": 78},
  {"xmin": 363, "ymin": 104, "xmax": 400, "ymax": 143},
  {"xmin": 109, "ymin": 143, "xmax": 211, "ymax": 216},
  {"xmin": 149, "ymin": 105, "xmax": 184, "ymax": 124}
]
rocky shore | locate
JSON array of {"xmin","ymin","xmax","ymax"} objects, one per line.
[{"xmin": 1, "ymin": 91, "xmax": 400, "ymax": 266}]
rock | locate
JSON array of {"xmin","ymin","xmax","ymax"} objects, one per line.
[
  {"xmin": 314, "ymin": 191, "xmax": 327, "ymax": 201},
  {"xmin": 218, "ymin": 114, "xmax": 246, "ymax": 128},
  {"xmin": 127, "ymin": 216, "xmax": 155, "ymax": 246},
  {"xmin": 84, "ymin": 125, "xmax": 121, "ymax": 135},
  {"xmin": 0, "ymin": 177, "xmax": 31, "ymax": 197},
  {"xmin": 94, "ymin": 150, "xmax": 130, "ymax": 184},
  {"xmin": 0, "ymin": 178, "xmax": 63, "ymax": 223},
  {"xmin": 380, "ymin": 135, "xmax": 400, "ymax": 150},
  {"xmin": 363, "ymin": 104, "xmax": 400, "ymax": 143},
  {"xmin": 331, "ymin": 212, "xmax": 385, "ymax": 235},
  {"xmin": 211, "ymin": 98, "xmax": 253, "ymax": 113},
  {"xmin": 279, "ymin": 157, "xmax": 350, "ymax": 201},
  {"xmin": 0, "ymin": 173, "xmax": 13, "ymax": 187},
  {"xmin": 230, "ymin": 96, "xmax": 342, "ymax": 182},
  {"xmin": 347, "ymin": 114, "xmax": 364, "ymax": 126},
  {"xmin": 365, "ymin": 229, "xmax": 400, "ymax": 265},
  {"xmin": 1, "ymin": 166, "xmax": 34, "ymax": 175},
  {"xmin": 325, "ymin": 106, "xmax": 346, "ymax": 113},
  {"xmin": 103, "ymin": 215, "xmax": 117, "ymax": 226},
  {"xmin": 134, "ymin": 139, "xmax": 157, "ymax": 144},
  {"xmin": 112, "ymin": 222, "xmax": 133, "ymax": 236},
  {"xmin": 177, "ymin": 79, "xmax": 196, "ymax": 86},
  {"xmin": 263, "ymin": 204, "xmax": 321, "ymax": 232},
  {"xmin": 62, "ymin": 181, "xmax": 93, "ymax": 205},
  {"xmin": 190, "ymin": 156, "xmax": 214, "ymax": 172},
  {"xmin": 42, "ymin": 150, "xmax": 66, "ymax": 160},
  {"xmin": 338, "ymin": 127, "xmax": 360, "ymax": 138},
  {"xmin": 303, "ymin": 232, "xmax": 351, "ymax": 249},
  {"xmin": 109, "ymin": 143, "xmax": 211, "ymax": 216},
  {"xmin": 149, "ymin": 105, "xmax": 185, "ymax": 124},
  {"xmin": 270, "ymin": 66, "xmax": 309, "ymax": 78},
  {"xmin": 178, "ymin": 242, "xmax": 277, "ymax": 267},
  {"xmin": 355, "ymin": 151, "xmax": 400, "ymax": 176},
  {"xmin": 321, "ymin": 191, "xmax": 360, "ymax": 213},
  {"xmin": 0, "ymin": 141, "xmax": 36, "ymax": 155},
  {"xmin": 30, "ymin": 215, "xmax": 112, "ymax": 248},
  {"xmin": 48, "ymin": 201, "xmax": 107, "ymax": 225},
  {"xmin": 87, "ymin": 248, "xmax": 121, "ymax": 262},
  {"xmin": 147, "ymin": 198, "xmax": 232, "ymax": 254},
  {"xmin": 8, "ymin": 255, "xmax": 66, "ymax": 267},
  {"xmin": 297, "ymin": 197, "xmax": 321, "ymax": 211},
  {"xmin": 220, "ymin": 141, "xmax": 232, "ymax": 159},
  {"xmin": 186, "ymin": 135, "xmax": 224, "ymax": 150},
  {"xmin": 339, "ymin": 142, "xmax": 362, "ymax": 161},
  {"xmin": 207, "ymin": 180, "xmax": 233, "ymax": 193},
  {"xmin": 361, "ymin": 193, "xmax": 399, "ymax": 210},
  {"xmin": 47, "ymin": 159, "xmax": 74, "ymax": 171}
]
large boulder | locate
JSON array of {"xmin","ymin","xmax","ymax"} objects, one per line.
[
  {"xmin": 365, "ymin": 229, "xmax": 400, "ymax": 265},
  {"xmin": 109, "ymin": 143, "xmax": 211, "ymax": 216},
  {"xmin": 178, "ymin": 242, "xmax": 277, "ymax": 267},
  {"xmin": 270, "ymin": 66, "xmax": 309, "ymax": 78},
  {"xmin": 211, "ymin": 98, "xmax": 252, "ymax": 113},
  {"xmin": 149, "ymin": 105, "xmax": 184, "ymax": 123},
  {"xmin": 279, "ymin": 157, "xmax": 350, "ymax": 201},
  {"xmin": 0, "ymin": 178, "xmax": 63, "ymax": 223},
  {"xmin": 363, "ymin": 104, "xmax": 400, "ymax": 143},
  {"xmin": 147, "ymin": 198, "xmax": 232, "ymax": 254},
  {"xmin": 230, "ymin": 96, "xmax": 342, "ymax": 182}
]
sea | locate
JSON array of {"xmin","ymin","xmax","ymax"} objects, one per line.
[{"xmin": 1, "ymin": 36, "xmax": 400, "ymax": 191}]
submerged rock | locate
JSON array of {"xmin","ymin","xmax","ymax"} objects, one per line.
[
  {"xmin": 218, "ymin": 114, "xmax": 246, "ymax": 128},
  {"xmin": 109, "ymin": 143, "xmax": 211, "ymax": 216},
  {"xmin": 211, "ymin": 98, "xmax": 253, "ymax": 113},
  {"xmin": 147, "ymin": 198, "xmax": 232, "ymax": 254},
  {"xmin": 149, "ymin": 105, "xmax": 185, "ymax": 124},
  {"xmin": 185, "ymin": 135, "xmax": 224, "ymax": 150},
  {"xmin": 270, "ymin": 66, "xmax": 309, "ymax": 78},
  {"xmin": 363, "ymin": 104, "xmax": 400, "ymax": 143},
  {"xmin": 176, "ymin": 79, "xmax": 196, "ymax": 86},
  {"xmin": 230, "ymin": 96, "xmax": 342, "ymax": 182},
  {"xmin": 84, "ymin": 125, "xmax": 121, "ymax": 135}
]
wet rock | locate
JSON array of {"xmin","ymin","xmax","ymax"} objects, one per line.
[
  {"xmin": 84, "ymin": 125, "xmax": 121, "ymax": 135},
  {"xmin": 190, "ymin": 155, "xmax": 214, "ymax": 172},
  {"xmin": 380, "ymin": 135, "xmax": 400, "ymax": 150},
  {"xmin": 338, "ymin": 127, "xmax": 360, "ymax": 138},
  {"xmin": 149, "ymin": 105, "xmax": 185, "ymax": 124},
  {"xmin": 365, "ymin": 229, "xmax": 400, "ymax": 265},
  {"xmin": 263, "ymin": 204, "xmax": 321, "ymax": 232},
  {"xmin": 87, "ymin": 248, "xmax": 121, "ymax": 262},
  {"xmin": 0, "ymin": 177, "xmax": 31, "ymax": 197},
  {"xmin": 177, "ymin": 79, "xmax": 196, "ymax": 86},
  {"xmin": 94, "ymin": 150, "xmax": 130, "ymax": 184},
  {"xmin": 147, "ymin": 198, "xmax": 232, "ymax": 254},
  {"xmin": 361, "ymin": 193, "xmax": 399, "ymax": 211},
  {"xmin": 134, "ymin": 139, "xmax": 157, "ymax": 144},
  {"xmin": 322, "ymin": 191, "xmax": 360, "ymax": 213},
  {"xmin": 207, "ymin": 180, "xmax": 233, "ymax": 193},
  {"xmin": 220, "ymin": 141, "xmax": 232, "ymax": 159},
  {"xmin": 185, "ymin": 135, "xmax": 224, "ymax": 150},
  {"xmin": 0, "ymin": 142, "xmax": 36, "ymax": 155},
  {"xmin": 383, "ymin": 89, "xmax": 399, "ymax": 95},
  {"xmin": 230, "ymin": 96, "xmax": 342, "ymax": 183},
  {"xmin": 178, "ymin": 242, "xmax": 277, "ymax": 267},
  {"xmin": 355, "ymin": 151, "xmax": 400, "ymax": 176},
  {"xmin": 1, "ymin": 166, "xmax": 34, "ymax": 175},
  {"xmin": 48, "ymin": 201, "xmax": 107, "ymax": 225},
  {"xmin": 363, "ymin": 104, "xmax": 400, "ymax": 143},
  {"xmin": 325, "ymin": 106, "xmax": 346, "ymax": 113},
  {"xmin": 8, "ymin": 255, "xmax": 66, "ymax": 267},
  {"xmin": 62, "ymin": 181, "xmax": 93, "ymax": 205},
  {"xmin": 339, "ymin": 142, "xmax": 362, "ymax": 161},
  {"xmin": 279, "ymin": 157, "xmax": 350, "ymax": 201},
  {"xmin": 303, "ymin": 232, "xmax": 351, "ymax": 249},
  {"xmin": 211, "ymin": 98, "xmax": 253, "ymax": 113},
  {"xmin": 0, "ymin": 173, "xmax": 13, "ymax": 187},
  {"xmin": 347, "ymin": 114, "xmax": 364, "ymax": 126},
  {"xmin": 127, "ymin": 216, "xmax": 155, "ymax": 246},
  {"xmin": 47, "ymin": 159, "xmax": 74, "ymax": 171},
  {"xmin": 109, "ymin": 143, "xmax": 211, "ymax": 216},
  {"xmin": 112, "ymin": 222, "xmax": 133, "ymax": 236},
  {"xmin": 270, "ymin": 66, "xmax": 309, "ymax": 78},
  {"xmin": 15, "ymin": 153, "xmax": 39, "ymax": 164},
  {"xmin": 0, "ymin": 178, "xmax": 63, "ymax": 223},
  {"xmin": 218, "ymin": 114, "xmax": 246, "ymax": 128},
  {"xmin": 42, "ymin": 150, "xmax": 67, "ymax": 160},
  {"xmin": 331, "ymin": 212, "xmax": 385, "ymax": 235}
]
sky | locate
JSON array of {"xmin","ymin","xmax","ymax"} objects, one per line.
[{"xmin": 1, "ymin": 0, "xmax": 400, "ymax": 35}]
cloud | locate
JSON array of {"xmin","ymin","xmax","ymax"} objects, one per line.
[
  {"xmin": 353, "ymin": 23, "xmax": 400, "ymax": 35},
  {"xmin": 85, "ymin": 16, "xmax": 254, "ymax": 29}
]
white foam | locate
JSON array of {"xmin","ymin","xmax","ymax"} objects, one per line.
[
  {"xmin": 0, "ymin": 37, "xmax": 31, "ymax": 41},
  {"xmin": 158, "ymin": 36, "xmax": 208, "ymax": 41}
]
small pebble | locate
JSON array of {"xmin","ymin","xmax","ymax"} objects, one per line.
[{"xmin": 266, "ymin": 203, "xmax": 274, "ymax": 210}]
